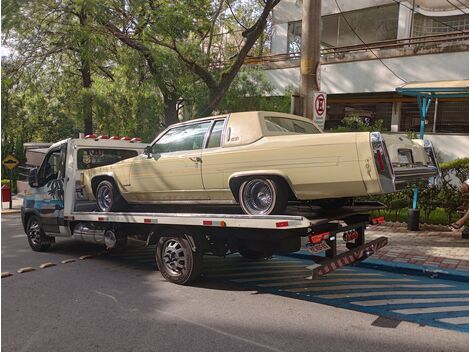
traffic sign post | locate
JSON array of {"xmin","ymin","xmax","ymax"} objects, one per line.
[
  {"xmin": 313, "ymin": 92, "xmax": 327, "ymax": 130},
  {"xmin": 2, "ymin": 154, "xmax": 19, "ymax": 209}
]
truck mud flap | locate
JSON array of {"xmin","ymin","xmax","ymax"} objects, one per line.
[{"xmin": 307, "ymin": 236, "xmax": 388, "ymax": 279}]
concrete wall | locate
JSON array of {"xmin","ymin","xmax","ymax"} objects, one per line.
[{"xmin": 263, "ymin": 51, "xmax": 469, "ymax": 95}]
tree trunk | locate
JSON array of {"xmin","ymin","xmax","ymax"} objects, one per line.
[
  {"xmin": 78, "ymin": 8, "xmax": 93, "ymax": 135},
  {"xmin": 81, "ymin": 61, "xmax": 93, "ymax": 135},
  {"xmin": 163, "ymin": 94, "xmax": 179, "ymax": 127}
]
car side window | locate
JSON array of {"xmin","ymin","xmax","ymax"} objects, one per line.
[
  {"xmin": 206, "ymin": 120, "xmax": 225, "ymax": 148},
  {"xmin": 153, "ymin": 121, "xmax": 211, "ymax": 154}
]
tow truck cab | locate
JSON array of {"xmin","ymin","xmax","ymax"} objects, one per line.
[{"xmin": 21, "ymin": 138, "xmax": 147, "ymax": 237}]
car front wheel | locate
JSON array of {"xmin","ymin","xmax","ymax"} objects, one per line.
[
  {"xmin": 239, "ymin": 178, "xmax": 288, "ymax": 215},
  {"xmin": 95, "ymin": 180, "xmax": 126, "ymax": 212}
]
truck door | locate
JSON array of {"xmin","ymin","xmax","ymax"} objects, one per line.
[{"xmin": 29, "ymin": 144, "xmax": 67, "ymax": 234}]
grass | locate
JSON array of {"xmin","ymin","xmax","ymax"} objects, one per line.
[{"xmin": 371, "ymin": 207, "xmax": 461, "ymax": 225}]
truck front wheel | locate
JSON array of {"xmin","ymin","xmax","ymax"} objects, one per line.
[
  {"xmin": 26, "ymin": 215, "xmax": 52, "ymax": 252},
  {"xmin": 156, "ymin": 233, "xmax": 202, "ymax": 285}
]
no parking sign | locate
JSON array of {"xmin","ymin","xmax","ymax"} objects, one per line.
[{"xmin": 313, "ymin": 92, "xmax": 327, "ymax": 130}]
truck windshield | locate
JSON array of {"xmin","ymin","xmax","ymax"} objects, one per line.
[
  {"xmin": 264, "ymin": 116, "xmax": 320, "ymax": 134},
  {"xmin": 77, "ymin": 149, "xmax": 137, "ymax": 170}
]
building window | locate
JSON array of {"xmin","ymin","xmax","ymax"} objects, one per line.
[
  {"xmin": 399, "ymin": 100, "xmax": 469, "ymax": 134},
  {"xmin": 324, "ymin": 102, "xmax": 392, "ymax": 131},
  {"xmin": 413, "ymin": 14, "xmax": 469, "ymax": 37},
  {"xmin": 287, "ymin": 4, "xmax": 399, "ymax": 52},
  {"xmin": 287, "ymin": 21, "xmax": 302, "ymax": 53}
]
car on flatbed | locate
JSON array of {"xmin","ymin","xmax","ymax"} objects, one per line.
[{"xmin": 82, "ymin": 111, "xmax": 440, "ymax": 215}]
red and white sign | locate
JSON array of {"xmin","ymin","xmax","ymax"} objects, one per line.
[{"xmin": 313, "ymin": 92, "xmax": 327, "ymax": 130}]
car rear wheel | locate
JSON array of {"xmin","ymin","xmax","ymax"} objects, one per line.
[
  {"xmin": 96, "ymin": 180, "xmax": 127, "ymax": 212},
  {"xmin": 239, "ymin": 178, "xmax": 288, "ymax": 215},
  {"xmin": 26, "ymin": 216, "xmax": 52, "ymax": 252}
]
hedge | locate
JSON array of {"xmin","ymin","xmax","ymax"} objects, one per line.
[{"xmin": 370, "ymin": 158, "xmax": 468, "ymax": 225}]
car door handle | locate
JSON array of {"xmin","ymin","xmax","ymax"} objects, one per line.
[{"xmin": 189, "ymin": 157, "xmax": 202, "ymax": 163}]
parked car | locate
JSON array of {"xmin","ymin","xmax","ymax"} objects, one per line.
[{"xmin": 82, "ymin": 111, "xmax": 439, "ymax": 215}]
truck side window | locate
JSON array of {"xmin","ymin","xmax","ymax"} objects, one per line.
[{"xmin": 38, "ymin": 145, "xmax": 66, "ymax": 186}]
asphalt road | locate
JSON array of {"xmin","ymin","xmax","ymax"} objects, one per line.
[{"xmin": 2, "ymin": 214, "xmax": 468, "ymax": 352}]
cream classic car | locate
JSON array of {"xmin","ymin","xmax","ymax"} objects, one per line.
[{"xmin": 82, "ymin": 111, "xmax": 439, "ymax": 215}]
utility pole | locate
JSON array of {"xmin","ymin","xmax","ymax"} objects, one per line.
[{"xmin": 297, "ymin": 0, "xmax": 322, "ymax": 119}]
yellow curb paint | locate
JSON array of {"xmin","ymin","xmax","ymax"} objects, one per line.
[
  {"xmin": 39, "ymin": 262, "xmax": 56, "ymax": 269},
  {"xmin": 17, "ymin": 267, "xmax": 35, "ymax": 273},
  {"xmin": 79, "ymin": 255, "xmax": 94, "ymax": 260},
  {"xmin": 61, "ymin": 259, "xmax": 76, "ymax": 264},
  {"xmin": 1, "ymin": 272, "xmax": 12, "ymax": 278}
]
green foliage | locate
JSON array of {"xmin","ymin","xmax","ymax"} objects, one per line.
[
  {"xmin": 371, "ymin": 158, "xmax": 469, "ymax": 225},
  {"xmin": 330, "ymin": 114, "xmax": 386, "ymax": 132},
  {"xmin": 1, "ymin": 179, "xmax": 17, "ymax": 194}
]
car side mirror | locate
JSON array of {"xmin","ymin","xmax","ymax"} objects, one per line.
[
  {"xmin": 144, "ymin": 146, "xmax": 152, "ymax": 159},
  {"xmin": 28, "ymin": 168, "xmax": 39, "ymax": 188}
]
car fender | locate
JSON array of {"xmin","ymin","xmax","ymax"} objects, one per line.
[{"xmin": 228, "ymin": 170, "xmax": 298, "ymax": 200}]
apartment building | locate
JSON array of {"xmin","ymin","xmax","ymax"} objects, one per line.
[{"xmin": 260, "ymin": 0, "xmax": 468, "ymax": 160}]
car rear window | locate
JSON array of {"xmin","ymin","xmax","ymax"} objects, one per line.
[
  {"xmin": 77, "ymin": 149, "xmax": 138, "ymax": 170},
  {"xmin": 264, "ymin": 116, "xmax": 320, "ymax": 134}
]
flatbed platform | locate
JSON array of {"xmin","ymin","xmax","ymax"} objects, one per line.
[{"xmin": 68, "ymin": 201, "xmax": 385, "ymax": 230}]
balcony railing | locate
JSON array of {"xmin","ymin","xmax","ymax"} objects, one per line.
[{"xmin": 211, "ymin": 31, "xmax": 468, "ymax": 68}]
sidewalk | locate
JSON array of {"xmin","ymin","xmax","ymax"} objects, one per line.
[
  {"xmin": 363, "ymin": 222, "xmax": 469, "ymax": 272},
  {"xmin": 1, "ymin": 195, "xmax": 23, "ymax": 215}
]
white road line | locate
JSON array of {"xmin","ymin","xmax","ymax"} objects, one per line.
[
  {"xmin": 285, "ymin": 284, "xmax": 451, "ymax": 293},
  {"xmin": 257, "ymin": 277, "xmax": 414, "ymax": 287},
  {"xmin": 437, "ymin": 316, "xmax": 469, "ymax": 325},
  {"xmin": 318, "ymin": 290, "xmax": 469, "ymax": 299},
  {"xmin": 352, "ymin": 297, "xmax": 469, "ymax": 306},
  {"xmin": 231, "ymin": 272, "xmax": 382, "ymax": 283},
  {"xmin": 205, "ymin": 264, "xmax": 310, "ymax": 273},
  {"xmin": 208, "ymin": 268, "xmax": 311, "ymax": 278},
  {"xmin": 392, "ymin": 306, "xmax": 469, "ymax": 315}
]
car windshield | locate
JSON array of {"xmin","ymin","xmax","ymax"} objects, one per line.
[
  {"xmin": 77, "ymin": 149, "xmax": 138, "ymax": 170},
  {"xmin": 264, "ymin": 116, "xmax": 320, "ymax": 134}
]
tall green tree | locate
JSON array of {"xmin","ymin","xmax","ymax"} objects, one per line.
[
  {"xmin": 2, "ymin": 0, "xmax": 113, "ymax": 133},
  {"xmin": 94, "ymin": 0, "xmax": 279, "ymax": 122}
]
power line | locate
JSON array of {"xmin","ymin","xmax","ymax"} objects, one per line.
[
  {"xmin": 446, "ymin": 0, "xmax": 469, "ymax": 15},
  {"xmin": 391, "ymin": 0, "xmax": 467, "ymax": 33},
  {"xmin": 333, "ymin": 0, "xmax": 407, "ymax": 83}
]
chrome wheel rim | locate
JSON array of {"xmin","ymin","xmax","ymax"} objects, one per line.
[
  {"xmin": 97, "ymin": 184, "xmax": 112, "ymax": 211},
  {"xmin": 162, "ymin": 239, "xmax": 186, "ymax": 276},
  {"xmin": 28, "ymin": 220, "xmax": 41, "ymax": 245},
  {"xmin": 242, "ymin": 179, "xmax": 275, "ymax": 215}
]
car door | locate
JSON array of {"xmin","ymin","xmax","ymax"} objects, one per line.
[
  {"xmin": 129, "ymin": 121, "xmax": 212, "ymax": 201},
  {"xmin": 27, "ymin": 144, "xmax": 67, "ymax": 234},
  {"xmin": 201, "ymin": 119, "xmax": 234, "ymax": 201}
]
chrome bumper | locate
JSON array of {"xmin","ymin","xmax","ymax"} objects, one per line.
[{"xmin": 393, "ymin": 165, "xmax": 440, "ymax": 184}]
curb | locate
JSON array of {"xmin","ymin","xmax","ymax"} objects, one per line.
[
  {"xmin": 287, "ymin": 251, "xmax": 469, "ymax": 283},
  {"xmin": 1, "ymin": 210, "xmax": 21, "ymax": 215}
]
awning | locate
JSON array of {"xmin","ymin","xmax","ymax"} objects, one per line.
[
  {"xmin": 396, "ymin": 80, "xmax": 468, "ymax": 210},
  {"xmin": 396, "ymin": 80, "xmax": 469, "ymax": 98}
]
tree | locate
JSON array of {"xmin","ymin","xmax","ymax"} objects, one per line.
[
  {"xmin": 94, "ymin": 0, "xmax": 280, "ymax": 122},
  {"xmin": 2, "ymin": 0, "xmax": 113, "ymax": 133}
]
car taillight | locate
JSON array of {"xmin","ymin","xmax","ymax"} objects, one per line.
[{"xmin": 376, "ymin": 149, "xmax": 385, "ymax": 172}]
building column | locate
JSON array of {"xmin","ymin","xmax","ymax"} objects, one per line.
[
  {"xmin": 397, "ymin": 1, "xmax": 413, "ymax": 39},
  {"xmin": 391, "ymin": 101, "xmax": 401, "ymax": 132}
]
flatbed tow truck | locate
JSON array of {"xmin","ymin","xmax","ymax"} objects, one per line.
[{"xmin": 21, "ymin": 137, "xmax": 388, "ymax": 284}]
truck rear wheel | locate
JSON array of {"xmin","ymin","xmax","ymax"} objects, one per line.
[
  {"xmin": 155, "ymin": 233, "xmax": 202, "ymax": 285},
  {"xmin": 26, "ymin": 215, "xmax": 52, "ymax": 252},
  {"xmin": 96, "ymin": 180, "xmax": 127, "ymax": 212}
]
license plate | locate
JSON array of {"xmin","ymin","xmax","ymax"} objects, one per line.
[{"xmin": 305, "ymin": 240, "xmax": 331, "ymax": 254}]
